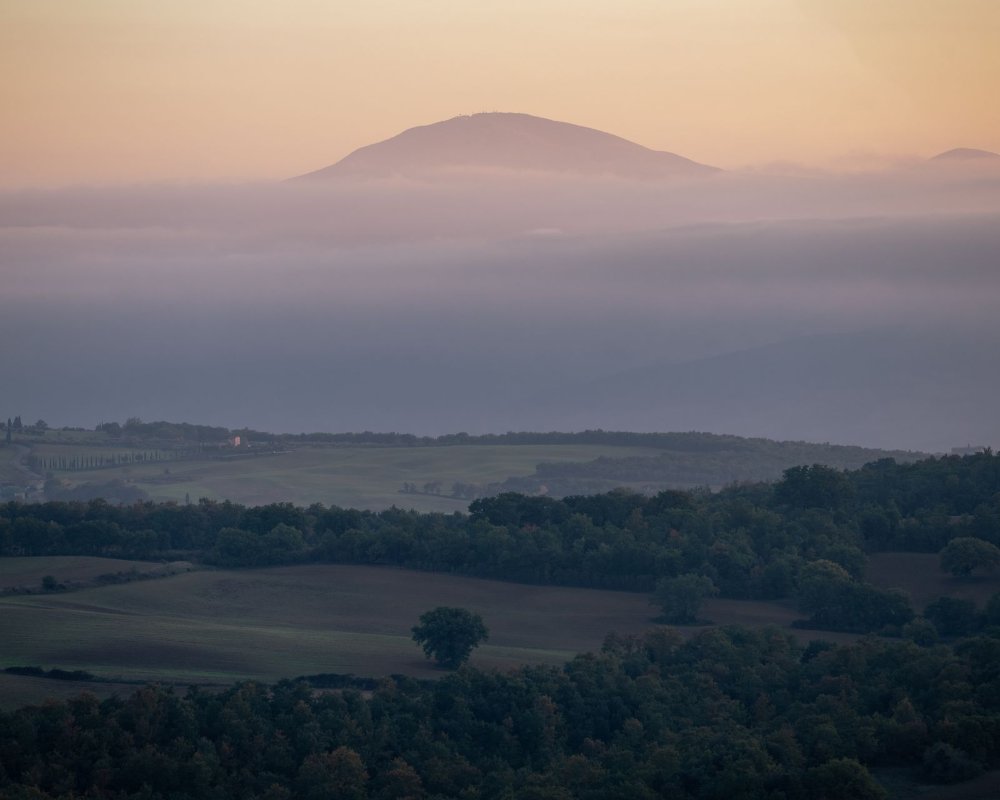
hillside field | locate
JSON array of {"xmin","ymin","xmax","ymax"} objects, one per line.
[
  {"xmin": 867, "ymin": 552, "xmax": 1000, "ymax": 610},
  {"xmin": 0, "ymin": 563, "xmax": 655, "ymax": 685},
  {"xmin": 52, "ymin": 443, "xmax": 657, "ymax": 510},
  {"xmin": 0, "ymin": 556, "xmax": 171, "ymax": 592},
  {"xmin": 0, "ymin": 559, "xmax": 857, "ymax": 696},
  {"xmin": 2, "ymin": 550, "xmax": 990, "ymax": 708}
]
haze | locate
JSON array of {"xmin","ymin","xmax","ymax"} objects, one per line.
[
  {"xmin": 3, "ymin": 142, "xmax": 1000, "ymax": 451},
  {"xmin": 2, "ymin": 3, "xmax": 999, "ymax": 453}
]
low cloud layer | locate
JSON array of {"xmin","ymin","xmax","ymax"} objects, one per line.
[{"xmin": 2, "ymin": 168, "xmax": 998, "ymax": 451}]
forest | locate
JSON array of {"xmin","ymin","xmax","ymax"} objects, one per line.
[
  {"xmin": 1, "ymin": 625, "xmax": 998, "ymax": 798},
  {"xmin": 1, "ymin": 452, "xmax": 999, "ymax": 797}
]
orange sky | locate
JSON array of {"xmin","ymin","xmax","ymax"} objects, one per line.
[{"xmin": 1, "ymin": 0, "xmax": 998, "ymax": 187}]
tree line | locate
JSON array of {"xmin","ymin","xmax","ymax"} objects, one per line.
[
  {"xmin": 63, "ymin": 420, "xmax": 924, "ymax": 462},
  {"xmin": 28, "ymin": 451, "xmax": 178, "ymax": 472}
]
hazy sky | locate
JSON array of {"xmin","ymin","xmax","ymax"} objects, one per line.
[{"xmin": 2, "ymin": 0, "xmax": 998, "ymax": 186}]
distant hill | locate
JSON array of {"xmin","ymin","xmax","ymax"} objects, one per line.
[
  {"xmin": 931, "ymin": 147, "xmax": 1000, "ymax": 161},
  {"xmin": 7, "ymin": 425, "xmax": 925, "ymax": 510},
  {"xmin": 294, "ymin": 112, "xmax": 718, "ymax": 180},
  {"xmin": 514, "ymin": 328, "xmax": 1000, "ymax": 453}
]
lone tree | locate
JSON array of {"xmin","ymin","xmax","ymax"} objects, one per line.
[
  {"xmin": 940, "ymin": 537, "xmax": 1000, "ymax": 577},
  {"xmin": 412, "ymin": 607, "xmax": 489, "ymax": 669},
  {"xmin": 651, "ymin": 573, "xmax": 718, "ymax": 624}
]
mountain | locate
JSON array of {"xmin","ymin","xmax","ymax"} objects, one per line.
[
  {"xmin": 930, "ymin": 147, "xmax": 1000, "ymax": 161},
  {"xmin": 295, "ymin": 112, "xmax": 718, "ymax": 180}
]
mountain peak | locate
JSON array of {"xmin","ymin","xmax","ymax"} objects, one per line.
[{"xmin": 295, "ymin": 113, "xmax": 717, "ymax": 181}]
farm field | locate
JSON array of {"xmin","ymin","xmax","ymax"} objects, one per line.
[
  {"xmin": 0, "ymin": 563, "xmax": 654, "ymax": 684},
  {"xmin": 867, "ymin": 552, "xmax": 1000, "ymax": 610},
  {"xmin": 0, "ymin": 561, "xmax": 842, "ymax": 688},
  {"xmin": 0, "ymin": 556, "xmax": 159, "ymax": 591},
  {"xmin": 60, "ymin": 443, "xmax": 656, "ymax": 510}
]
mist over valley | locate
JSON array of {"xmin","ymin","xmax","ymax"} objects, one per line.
[{"xmin": 3, "ymin": 115, "xmax": 998, "ymax": 451}]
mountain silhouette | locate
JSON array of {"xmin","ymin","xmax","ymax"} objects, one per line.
[{"xmin": 295, "ymin": 112, "xmax": 717, "ymax": 180}]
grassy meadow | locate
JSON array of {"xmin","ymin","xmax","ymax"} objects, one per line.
[
  {"xmin": 0, "ymin": 563, "xmax": 658, "ymax": 686},
  {"xmin": 0, "ymin": 559, "xmax": 856, "ymax": 695},
  {"xmin": 59, "ymin": 443, "xmax": 655, "ymax": 510},
  {"xmin": 2, "ymin": 550, "xmax": 984, "ymax": 707}
]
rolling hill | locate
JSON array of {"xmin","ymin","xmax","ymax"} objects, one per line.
[{"xmin": 514, "ymin": 328, "xmax": 1000, "ymax": 452}]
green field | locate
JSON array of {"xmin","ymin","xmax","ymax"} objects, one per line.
[{"xmin": 61, "ymin": 443, "xmax": 655, "ymax": 510}]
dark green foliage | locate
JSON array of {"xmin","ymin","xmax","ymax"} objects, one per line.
[
  {"xmin": 796, "ymin": 560, "xmax": 914, "ymax": 633},
  {"xmin": 411, "ymin": 607, "xmax": 489, "ymax": 668},
  {"xmin": 921, "ymin": 742, "xmax": 983, "ymax": 784},
  {"xmin": 805, "ymin": 758, "xmax": 888, "ymax": 800},
  {"xmin": 902, "ymin": 617, "xmax": 940, "ymax": 646},
  {"xmin": 4, "ymin": 666, "xmax": 96, "ymax": 681},
  {"xmin": 210, "ymin": 523, "xmax": 306, "ymax": 567},
  {"xmin": 984, "ymin": 592, "xmax": 1000, "ymax": 628},
  {"xmin": 297, "ymin": 747, "xmax": 368, "ymax": 800},
  {"xmin": 651, "ymin": 573, "xmax": 718, "ymax": 623},
  {"xmin": 924, "ymin": 597, "xmax": 980, "ymax": 637},
  {"xmin": 775, "ymin": 464, "xmax": 854, "ymax": 510},
  {"xmin": 2, "ymin": 629, "xmax": 999, "ymax": 799},
  {"xmin": 939, "ymin": 537, "xmax": 1000, "ymax": 577}
]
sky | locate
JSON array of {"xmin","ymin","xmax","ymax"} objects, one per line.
[{"xmin": 2, "ymin": 0, "xmax": 999, "ymax": 187}]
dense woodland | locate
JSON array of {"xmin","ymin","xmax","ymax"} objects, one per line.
[
  {"xmin": 1, "ymin": 453, "xmax": 1000, "ymax": 797},
  {"xmin": 2, "ymin": 627, "xmax": 999, "ymax": 799}
]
